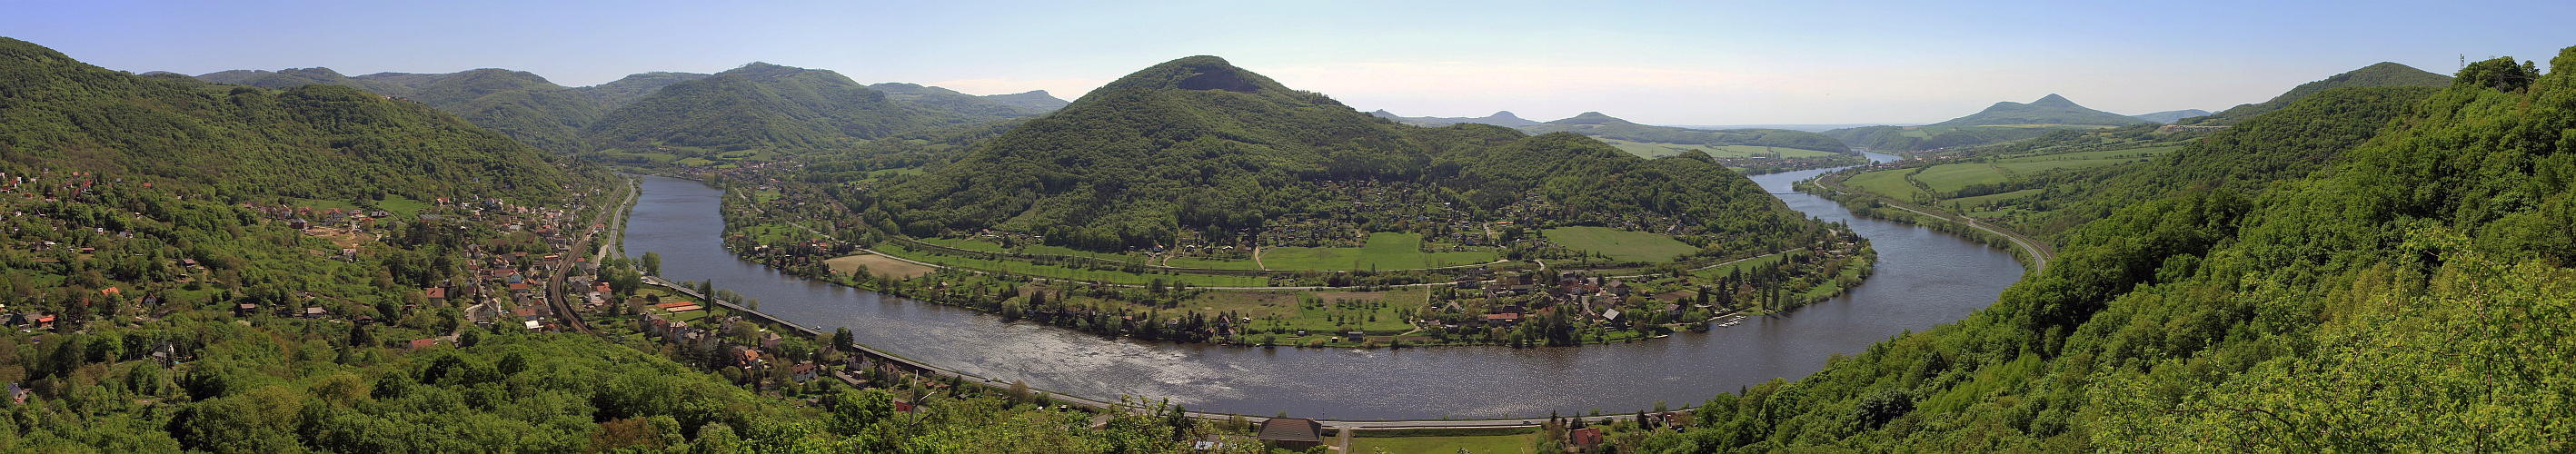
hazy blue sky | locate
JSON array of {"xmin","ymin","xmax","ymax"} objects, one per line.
[{"xmin": 11, "ymin": 0, "xmax": 2572, "ymax": 124}]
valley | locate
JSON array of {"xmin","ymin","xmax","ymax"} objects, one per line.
[{"xmin": 1, "ymin": 6, "xmax": 2571, "ymax": 450}]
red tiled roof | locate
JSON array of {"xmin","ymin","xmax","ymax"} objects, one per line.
[{"xmin": 1571, "ymin": 427, "xmax": 1603, "ymax": 447}]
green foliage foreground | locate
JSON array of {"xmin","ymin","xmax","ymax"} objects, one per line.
[
  {"xmin": 1631, "ymin": 52, "xmax": 2576, "ymax": 452},
  {"xmin": 3, "ymin": 321, "xmax": 1220, "ymax": 453}
]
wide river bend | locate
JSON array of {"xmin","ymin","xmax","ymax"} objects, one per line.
[{"xmin": 619, "ymin": 153, "xmax": 2022, "ymax": 419}]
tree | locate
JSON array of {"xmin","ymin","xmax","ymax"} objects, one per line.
[
  {"xmin": 827, "ymin": 389, "xmax": 895, "ymax": 437},
  {"xmin": 642, "ymin": 252, "xmax": 663, "ymax": 276}
]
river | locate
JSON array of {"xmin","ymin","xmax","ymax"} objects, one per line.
[{"xmin": 619, "ymin": 152, "xmax": 2023, "ymax": 420}]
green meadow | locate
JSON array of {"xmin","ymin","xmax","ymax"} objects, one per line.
[
  {"xmin": 1261, "ymin": 232, "xmax": 1496, "ymax": 271},
  {"xmin": 1543, "ymin": 226, "xmax": 1698, "ymax": 262}
]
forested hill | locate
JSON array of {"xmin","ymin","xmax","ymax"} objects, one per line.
[
  {"xmin": 2184, "ymin": 61, "xmax": 2452, "ymax": 125},
  {"xmin": 1513, "ymin": 112, "xmax": 1852, "ymax": 152},
  {"xmin": 868, "ymin": 55, "xmax": 1809, "ymax": 252},
  {"xmin": 573, "ymin": 71, "xmax": 711, "ymax": 108},
  {"xmin": 0, "ymin": 37, "xmax": 574, "ymax": 202},
  {"xmin": 580, "ymin": 63, "xmax": 972, "ymax": 153},
  {"xmin": 1929, "ymin": 94, "xmax": 2148, "ymax": 126},
  {"xmin": 868, "ymin": 83, "xmax": 1068, "ymax": 119},
  {"xmin": 1639, "ymin": 52, "xmax": 2576, "ymax": 451},
  {"xmin": 1369, "ymin": 110, "xmax": 1543, "ymax": 127},
  {"xmin": 194, "ymin": 68, "xmax": 609, "ymax": 153},
  {"xmin": 194, "ymin": 66, "xmax": 419, "ymax": 98},
  {"xmin": 372, "ymin": 69, "xmax": 605, "ymax": 153},
  {"xmin": 1375, "ymin": 110, "xmax": 1853, "ymax": 152}
]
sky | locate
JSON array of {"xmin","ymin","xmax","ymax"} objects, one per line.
[{"xmin": 10, "ymin": 0, "xmax": 2575, "ymax": 125}]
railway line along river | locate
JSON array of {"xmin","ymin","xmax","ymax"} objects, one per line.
[{"xmin": 619, "ymin": 152, "xmax": 2022, "ymax": 420}]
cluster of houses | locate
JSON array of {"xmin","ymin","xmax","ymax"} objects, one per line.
[
  {"xmin": 1555, "ymin": 411, "xmax": 1694, "ymax": 451},
  {"xmin": 636, "ymin": 310, "xmax": 833, "ymax": 387},
  {"xmin": 2, "ymin": 170, "xmax": 129, "ymax": 201}
]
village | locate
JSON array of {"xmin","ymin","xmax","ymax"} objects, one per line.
[{"xmin": 0, "ymin": 166, "xmax": 911, "ymax": 404}]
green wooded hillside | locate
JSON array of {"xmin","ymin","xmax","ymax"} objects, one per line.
[
  {"xmin": 2185, "ymin": 62, "xmax": 2452, "ymax": 125},
  {"xmin": 866, "ymin": 55, "xmax": 1815, "ymax": 252},
  {"xmin": 1636, "ymin": 52, "xmax": 2576, "ymax": 452},
  {"xmin": 197, "ymin": 68, "xmax": 612, "ymax": 154},
  {"xmin": 2, "ymin": 38, "xmax": 572, "ymax": 203},
  {"xmin": 979, "ymin": 89, "xmax": 1070, "ymax": 114},
  {"xmin": 384, "ymin": 69, "xmax": 606, "ymax": 154},
  {"xmin": 573, "ymin": 71, "xmax": 711, "ymax": 109},
  {"xmin": 1901, "ymin": 84, "xmax": 2439, "ymax": 242},
  {"xmin": 193, "ymin": 67, "xmax": 420, "ymax": 99},
  {"xmin": 869, "ymin": 83, "xmax": 1065, "ymax": 119},
  {"xmin": 581, "ymin": 63, "xmax": 970, "ymax": 153}
]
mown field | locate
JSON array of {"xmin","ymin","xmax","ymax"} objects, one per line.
[
  {"xmin": 1848, "ymin": 144, "xmax": 2180, "ymax": 196},
  {"xmin": 1176, "ymin": 289, "xmax": 1427, "ymax": 339},
  {"xmin": 1543, "ymin": 226, "xmax": 1698, "ymax": 262},
  {"xmin": 920, "ymin": 237, "xmax": 1152, "ymax": 264},
  {"xmin": 1262, "ymin": 232, "xmax": 1496, "ymax": 271},
  {"xmin": 1163, "ymin": 257, "xmax": 1265, "ymax": 270},
  {"xmin": 1694, "ymin": 250, "xmax": 1795, "ymax": 280},
  {"xmin": 1844, "ymin": 168, "xmax": 1929, "ymax": 201},
  {"xmin": 872, "ymin": 243, "xmax": 1268, "ymax": 287},
  {"xmin": 1946, "ymin": 188, "xmax": 2044, "ymax": 208},
  {"xmin": 823, "ymin": 253, "xmax": 936, "ymax": 279}
]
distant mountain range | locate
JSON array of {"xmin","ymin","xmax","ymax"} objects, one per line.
[
  {"xmin": 1369, "ymin": 110, "xmax": 1543, "ymax": 127},
  {"xmin": 1825, "ymin": 94, "xmax": 2139, "ymax": 152},
  {"xmin": 1372, "ymin": 110, "xmax": 1849, "ymax": 152},
  {"xmin": 1931, "ymin": 94, "xmax": 2150, "ymax": 127},
  {"xmin": 190, "ymin": 64, "xmax": 1069, "ymax": 155}
]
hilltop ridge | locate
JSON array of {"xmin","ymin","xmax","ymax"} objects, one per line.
[
  {"xmin": 1930, "ymin": 94, "xmax": 2148, "ymax": 126},
  {"xmin": 867, "ymin": 55, "xmax": 1815, "ymax": 253},
  {"xmin": 4, "ymin": 37, "xmax": 577, "ymax": 202},
  {"xmin": 578, "ymin": 62, "xmax": 972, "ymax": 153},
  {"xmin": 2185, "ymin": 61, "xmax": 2452, "ymax": 124}
]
